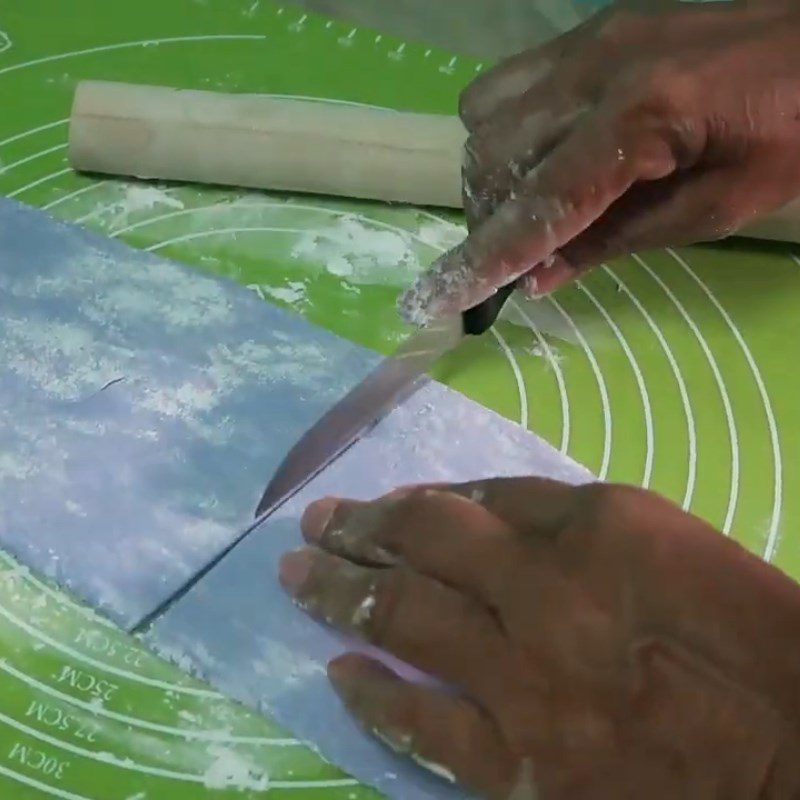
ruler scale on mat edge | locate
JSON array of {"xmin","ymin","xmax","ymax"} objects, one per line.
[{"xmin": 131, "ymin": 314, "xmax": 464, "ymax": 634}]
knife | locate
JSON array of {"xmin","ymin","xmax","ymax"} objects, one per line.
[
  {"xmin": 130, "ymin": 282, "xmax": 515, "ymax": 633},
  {"xmin": 253, "ymin": 280, "xmax": 516, "ymax": 518}
]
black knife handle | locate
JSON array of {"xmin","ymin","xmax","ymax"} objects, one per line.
[{"xmin": 462, "ymin": 281, "xmax": 517, "ymax": 336}]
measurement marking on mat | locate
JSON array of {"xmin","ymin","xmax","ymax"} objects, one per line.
[
  {"xmin": 25, "ymin": 700, "xmax": 100, "ymax": 744},
  {"xmin": 73, "ymin": 628, "xmax": 144, "ymax": 669},
  {"xmin": 338, "ymin": 28, "xmax": 357, "ymax": 46},
  {"xmin": 8, "ymin": 742, "xmax": 69, "ymax": 782},
  {"xmin": 0, "ymin": 658, "xmax": 302, "ymax": 744},
  {"xmin": 0, "ymin": 36, "xmax": 267, "ymax": 78},
  {"xmin": 52, "ymin": 666, "xmax": 118, "ymax": 703},
  {"xmin": 1, "ymin": 711, "xmax": 360, "ymax": 790},
  {"xmin": 0, "ymin": 597, "xmax": 214, "ymax": 695}
]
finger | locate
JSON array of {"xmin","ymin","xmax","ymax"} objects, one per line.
[
  {"xmin": 518, "ymin": 252, "xmax": 579, "ymax": 299},
  {"xmin": 460, "ymin": 50, "xmax": 556, "ymax": 133},
  {"xmin": 328, "ymin": 653, "xmax": 516, "ymax": 798},
  {"xmin": 556, "ymin": 164, "xmax": 780, "ymax": 271},
  {"xmin": 279, "ymin": 547, "xmax": 511, "ymax": 694},
  {"xmin": 446, "ymin": 476, "xmax": 583, "ymax": 537},
  {"xmin": 301, "ymin": 496, "xmax": 397, "ymax": 567},
  {"xmin": 463, "ymin": 91, "xmax": 585, "ymax": 229},
  {"xmin": 302, "ymin": 489, "xmax": 518, "ymax": 604},
  {"xmin": 510, "ymin": 162, "xmax": 777, "ymax": 297},
  {"xmin": 398, "ymin": 109, "xmax": 682, "ymax": 325}
]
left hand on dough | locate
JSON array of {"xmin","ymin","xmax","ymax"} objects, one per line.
[{"xmin": 279, "ymin": 478, "xmax": 800, "ymax": 799}]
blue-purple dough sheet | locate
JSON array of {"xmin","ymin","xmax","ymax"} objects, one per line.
[{"xmin": 0, "ymin": 196, "xmax": 593, "ymax": 797}]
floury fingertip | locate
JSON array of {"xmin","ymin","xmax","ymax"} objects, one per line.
[{"xmin": 397, "ymin": 246, "xmax": 474, "ymax": 326}]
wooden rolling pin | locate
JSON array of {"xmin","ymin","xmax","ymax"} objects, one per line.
[{"xmin": 68, "ymin": 80, "xmax": 800, "ymax": 245}]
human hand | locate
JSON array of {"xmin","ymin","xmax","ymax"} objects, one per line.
[
  {"xmin": 399, "ymin": 0, "xmax": 800, "ymax": 325},
  {"xmin": 279, "ymin": 478, "xmax": 800, "ymax": 798}
]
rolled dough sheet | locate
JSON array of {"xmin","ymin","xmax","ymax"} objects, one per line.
[
  {"xmin": 146, "ymin": 381, "xmax": 592, "ymax": 800},
  {"xmin": 0, "ymin": 197, "xmax": 377, "ymax": 628}
]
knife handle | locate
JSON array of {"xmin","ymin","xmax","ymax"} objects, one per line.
[{"xmin": 462, "ymin": 281, "xmax": 517, "ymax": 336}]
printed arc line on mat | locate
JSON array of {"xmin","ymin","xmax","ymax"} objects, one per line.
[
  {"xmin": 508, "ymin": 297, "xmax": 571, "ymax": 454},
  {"xmin": 43, "ymin": 182, "xmax": 112, "ymax": 212},
  {"xmin": 0, "ymin": 143, "xmax": 67, "ymax": 173},
  {"xmin": 603, "ymin": 265, "xmax": 698, "ymax": 510},
  {"xmin": 0, "ymin": 35, "xmax": 268, "ymax": 77},
  {"xmin": 0, "ymin": 713, "xmax": 358, "ymax": 789},
  {"xmin": 0, "ymin": 763, "xmax": 92, "ymax": 800},
  {"xmin": 6, "ymin": 167, "xmax": 72, "ymax": 198},
  {"xmin": 0, "ymin": 119, "xmax": 69, "ymax": 150},
  {"xmin": 547, "ymin": 296, "xmax": 613, "ymax": 480},
  {"xmin": 668, "ymin": 249, "xmax": 782, "ymax": 559},
  {"xmin": 578, "ymin": 280, "xmax": 654, "ymax": 489},
  {"xmin": 0, "ymin": 557, "xmax": 226, "ymax": 696},
  {"xmin": 0, "ymin": 597, "xmax": 219, "ymax": 698},
  {"xmin": 632, "ymin": 254, "xmax": 739, "ymax": 534},
  {"xmin": 0, "ymin": 555, "xmax": 116, "ymax": 631},
  {"xmin": 0, "ymin": 659, "xmax": 300, "ymax": 746},
  {"xmin": 489, "ymin": 328, "xmax": 529, "ymax": 429}
]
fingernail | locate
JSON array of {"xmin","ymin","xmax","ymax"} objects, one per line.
[
  {"xmin": 301, "ymin": 497, "xmax": 340, "ymax": 542},
  {"xmin": 521, "ymin": 272, "xmax": 544, "ymax": 298},
  {"xmin": 397, "ymin": 246, "xmax": 473, "ymax": 326},
  {"xmin": 523, "ymin": 253, "xmax": 576, "ymax": 298},
  {"xmin": 278, "ymin": 549, "xmax": 315, "ymax": 594}
]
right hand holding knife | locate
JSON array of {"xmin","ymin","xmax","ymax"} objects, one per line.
[{"xmin": 399, "ymin": 0, "xmax": 800, "ymax": 335}]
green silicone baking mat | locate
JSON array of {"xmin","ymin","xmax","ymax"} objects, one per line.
[{"xmin": 1, "ymin": 0, "xmax": 798, "ymax": 797}]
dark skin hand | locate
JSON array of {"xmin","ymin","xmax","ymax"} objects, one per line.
[
  {"xmin": 399, "ymin": 0, "xmax": 800, "ymax": 324},
  {"xmin": 280, "ymin": 2, "xmax": 800, "ymax": 797},
  {"xmin": 281, "ymin": 481, "xmax": 800, "ymax": 798}
]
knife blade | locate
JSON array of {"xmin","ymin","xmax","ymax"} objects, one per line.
[
  {"xmin": 130, "ymin": 279, "xmax": 516, "ymax": 633},
  {"xmin": 254, "ymin": 312, "xmax": 463, "ymax": 517},
  {"xmin": 254, "ymin": 278, "xmax": 517, "ymax": 518}
]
